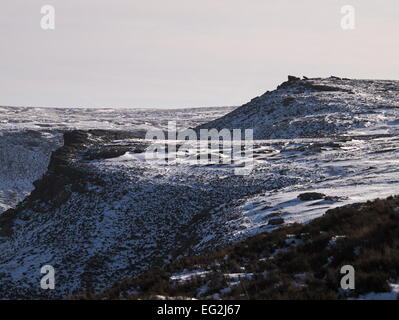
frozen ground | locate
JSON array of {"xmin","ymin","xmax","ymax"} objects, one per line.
[
  {"xmin": 97, "ymin": 130, "xmax": 399, "ymax": 252},
  {"xmin": 0, "ymin": 106, "xmax": 233, "ymax": 133},
  {"xmin": 1, "ymin": 77, "xmax": 399, "ymax": 298},
  {"xmin": 0, "ymin": 106, "xmax": 233, "ymax": 213}
]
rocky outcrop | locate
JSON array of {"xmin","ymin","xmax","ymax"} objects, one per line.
[
  {"xmin": 0, "ymin": 130, "xmax": 144, "ymax": 234},
  {"xmin": 196, "ymin": 76, "xmax": 399, "ymax": 139}
]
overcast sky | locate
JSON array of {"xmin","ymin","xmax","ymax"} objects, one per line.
[{"xmin": 1, "ymin": 0, "xmax": 398, "ymax": 108}]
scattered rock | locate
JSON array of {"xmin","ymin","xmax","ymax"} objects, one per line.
[{"xmin": 298, "ymin": 192, "xmax": 326, "ymax": 201}]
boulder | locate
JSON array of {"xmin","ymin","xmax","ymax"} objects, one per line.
[
  {"xmin": 298, "ymin": 192, "xmax": 326, "ymax": 201},
  {"xmin": 288, "ymin": 75, "xmax": 300, "ymax": 82}
]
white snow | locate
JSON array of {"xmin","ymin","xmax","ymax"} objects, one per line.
[
  {"xmin": 170, "ymin": 270, "xmax": 210, "ymax": 282},
  {"xmin": 2, "ymin": 77, "xmax": 399, "ymax": 298},
  {"xmin": 355, "ymin": 282, "xmax": 399, "ymax": 300},
  {"xmin": 223, "ymin": 273, "xmax": 254, "ymax": 281}
]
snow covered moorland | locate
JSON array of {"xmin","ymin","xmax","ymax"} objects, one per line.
[
  {"xmin": 0, "ymin": 106, "xmax": 233, "ymax": 214},
  {"xmin": 1, "ymin": 76, "xmax": 399, "ymax": 299}
]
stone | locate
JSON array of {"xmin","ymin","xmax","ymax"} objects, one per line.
[
  {"xmin": 268, "ymin": 218, "xmax": 285, "ymax": 225},
  {"xmin": 288, "ymin": 75, "xmax": 300, "ymax": 82},
  {"xmin": 298, "ymin": 192, "xmax": 326, "ymax": 201}
]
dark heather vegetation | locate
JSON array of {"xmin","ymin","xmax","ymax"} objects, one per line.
[{"xmin": 75, "ymin": 196, "xmax": 399, "ymax": 300}]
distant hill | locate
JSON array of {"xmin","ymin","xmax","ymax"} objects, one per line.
[{"xmin": 197, "ymin": 76, "xmax": 399, "ymax": 139}]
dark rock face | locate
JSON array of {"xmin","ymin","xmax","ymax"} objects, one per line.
[
  {"xmin": 298, "ymin": 192, "xmax": 326, "ymax": 201},
  {"xmin": 196, "ymin": 76, "xmax": 397, "ymax": 140},
  {"xmin": 63, "ymin": 130, "xmax": 89, "ymax": 146},
  {"xmin": 304, "ymin": 83, "xmax": 353, "ymax": 93},
  {"xmin": 288, "ymin": 75, "xmax": 301, "ymax": 82},
  {"xmin": 4, "ymin": 129, "xmax": 145, "ymax": 221},
  {"xmin": 0, "ymin": 208, "xmax": 16, "ymax": 237}
]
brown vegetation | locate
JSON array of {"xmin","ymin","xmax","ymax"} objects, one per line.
[{"xmin": 75, "ymin": 196, "xmax": 399, "ymax": 300}]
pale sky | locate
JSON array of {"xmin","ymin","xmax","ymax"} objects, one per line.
[{"xmin": 1, "ymin": 0, "xmax": 398, "ymax": 108}]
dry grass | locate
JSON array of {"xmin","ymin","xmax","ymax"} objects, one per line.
[{"xmin": 74, "ymin": 196, "xmax": 399, "ymax": 300}]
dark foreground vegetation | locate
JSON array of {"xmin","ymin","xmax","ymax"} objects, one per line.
[{"xmin": 77, "ymin": 196, "xmax": 399, "ymax": 300}]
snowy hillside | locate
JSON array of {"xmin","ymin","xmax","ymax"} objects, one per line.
[
  {"xmin": 1, "ymin": 77, "xmax": 399, "ymax": 299},
  {"xmin": 0, "ymin": 131, "xmax": 62, "ymax": 213},
  {"xmin": 90, "ymin": 196, "xmax": 399, "ymax": 300},
  {"xmin": 0, "ymin": 106, "xmax": 232, "ymax": 214},
  {"xmin": 197, "ymin": 76, "xmax": 399, "ymax": 139}
]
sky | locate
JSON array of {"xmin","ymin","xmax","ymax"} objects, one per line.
[{"xmin": 1, "ymin": 0, "xmax": 399, "ymax": 108}]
